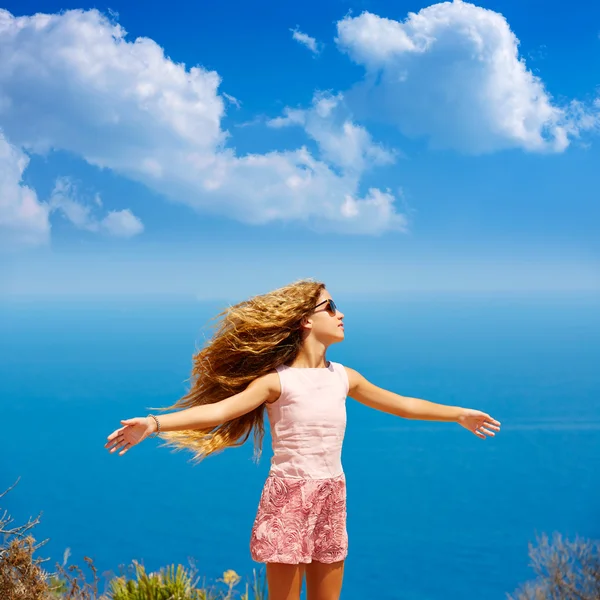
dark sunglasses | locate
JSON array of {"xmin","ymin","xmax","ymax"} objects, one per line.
[{"xmin": 314, "ymin": 299, "xmax": 338, "ymax": 316}]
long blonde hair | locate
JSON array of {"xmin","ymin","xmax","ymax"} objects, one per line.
[{"xmin": 154, "ymin": 279, "xmax": 326, "ymax": 463}]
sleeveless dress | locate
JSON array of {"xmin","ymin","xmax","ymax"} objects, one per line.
[{"xmin": 249, "ymin": 361, "xmax": 349, "ymax": 564}]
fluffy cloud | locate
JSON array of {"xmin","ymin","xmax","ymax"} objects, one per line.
[
  {"xmin": 50, "ymin": 178, "xmax": 144, "ymax": 238},
  {"xmin": 100, "ymin": 209, "xmax": 144, "ymax": 237},
  {"xmin": 0, "ymin": 8, "xmax": 406, "ymax": 240},
  {"xmin": 0, "ymin": 131, "xmax": 143, "ymax": 249},
  {"xmin": 336, "ymin": 1, "xmax": 579, "ymax": 153},
  {"xmin": 0, "ymin": 9, "xmax": 224, "ymax": 161},
  {"xmin": 291, "ymin": 27, "xmax": 320, "ymax": 55},
  {"xmin": 0, "ymin": 133, "xmax": 50, "ymax": 248},
  {"xmin": 268, "ymin": 92, "xmax": 395, "ymax": 174}
]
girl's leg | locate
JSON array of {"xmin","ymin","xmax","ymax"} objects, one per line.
[
  {"xmin": 266, "ymin": 562, "xmax": 305, "ymax": 600},
  {"xmin": 305, "ymin": 560, "xmax": 344, "ymax": 600}
]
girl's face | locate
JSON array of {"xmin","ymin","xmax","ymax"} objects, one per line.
[{"xmin": 306, "ymin": 291, "xmax": 345, "ymax": 345}]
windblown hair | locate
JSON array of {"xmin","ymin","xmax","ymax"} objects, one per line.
[{"xmin": 154, "ymin": 279, "xmax": 326, "ymax": 464}]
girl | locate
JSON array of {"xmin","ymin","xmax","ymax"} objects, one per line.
[{"xmin": 105, "ymin": 279, "xmax": 501, "ymax": 600}]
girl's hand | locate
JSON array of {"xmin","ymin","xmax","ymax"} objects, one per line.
[
  {"xmin": 105, "ymin": 417, "xmax": 156, "ymax": 456},
  {"xmin": 458, "ymin": 409, "xmax": 501, "ymax": 439}
]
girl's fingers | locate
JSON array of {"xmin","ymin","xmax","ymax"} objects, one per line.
[
  {"xmin": 110, "ymin": 441, "xmax": 126, "ymax": 453},
  {"xmin": 468, "ymin": 414, "xmax": 501, "ymax": 439},
  {"xmin": 107, "ymin": 436, "xmax": 129, "ymax": 452},
  {"xmin": 106, "ymin": 427, "xmax": 125, "ymax": 442},
  {"xmin": 473, "ymin": 425, "xmax": 495, "ymax": 438},
  {"xmin": 118, "ymin": 443, "xmax": 131, "ymax": 456}
]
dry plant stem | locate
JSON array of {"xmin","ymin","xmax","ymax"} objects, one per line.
[
  {"xmin": 509, "ymin": 532, "xmax": 600, "ymax": 600},
  {"xmin": 1, "ymin": 479, "xmax": 51, "ymax": 600},
  {"xmin": 55, "ymin": 556, "xmax": 100, "ymax": 600}
]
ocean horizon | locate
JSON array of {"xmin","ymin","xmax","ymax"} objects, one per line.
[{"xmin": 2, "ymin": 291, "xmax": 599, "ymax": 599}]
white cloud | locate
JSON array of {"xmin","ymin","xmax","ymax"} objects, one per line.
[
  {"xmin": 50, "ymin": 179, "xmax": 95, "ymax": 231},
  {"xmin": 223, "ymin": 92, "xmax": 241, "ymax": 109},
  {"xmin": 0, "ymin": 8, "xmax": 407, "ymax": 240},
  {"xmin": 268, "ymin": 92, "xmax": 395, "ymax": 174},
  {"xmin": 335, "ymin": 2, "xmax": 584, "ymax": 153},
  {"xmin": 291, "ymin": 27, "xmax": 320, "ymax": 55},
  {"xmin": 0, "ymin": 9, "xmax": 225, "ymax": 156},
  {"xmin": 0, "ymin": 135, "xmax": 142, "ymax": 248},
  {"xmin": 50, "ymin": 178, "xmax": 144, "ymax": 238},
  {"xmin": 0, "ymin": 133, "xmax": 50, "ymax": 249},
  {"xmin": 564, "ymin": 99, "xmax": 600, "ymax": 138},
  {"xmin": 100, "ymin": 209, "xmax": 144, "ymax": 237}
]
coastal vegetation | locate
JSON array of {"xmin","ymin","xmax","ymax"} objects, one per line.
[{"xmin": 2, "ymin": 480, "xmax": 598, "ymax": 599}]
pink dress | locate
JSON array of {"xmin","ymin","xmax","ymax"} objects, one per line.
[{"xmin": 250, "ymin": 361, "xmax": 349, "ymax": 564}]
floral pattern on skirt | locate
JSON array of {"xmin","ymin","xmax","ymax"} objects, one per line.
[{"xmin": 250, "ymin": 473, "xmax": 348, "ymax": 564}]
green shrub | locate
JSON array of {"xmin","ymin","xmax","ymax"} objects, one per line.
[
  {"xmin": 105, "ymin": 562, "xmax": 266, "ymax": 600},
  {"xmin": 106, "ymin": 560, "xmax": 207, "ymax": 599}
]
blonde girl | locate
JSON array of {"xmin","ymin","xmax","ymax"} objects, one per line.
[{"xmin": 105, "ymin": 279, "xmax": 501, "ymax": 600}]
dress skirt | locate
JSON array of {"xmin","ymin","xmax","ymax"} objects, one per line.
[{"xmin": 250, "ymin": 473, "xmax": 348, "ymax": 564}]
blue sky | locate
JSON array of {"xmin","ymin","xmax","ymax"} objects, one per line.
[{"xmin": 2, "ymin": 0, "xmax": 599, "ymax": 299}]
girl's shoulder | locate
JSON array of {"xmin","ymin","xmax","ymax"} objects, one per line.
[
  {"xmin": 329, "ymin": 362, "xmax": 350, "ymax": 396},
  {"xmin": 258, "ymin": 369, "xmax": 282, "ymax": 405}
]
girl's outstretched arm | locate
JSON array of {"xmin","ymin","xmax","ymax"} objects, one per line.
[
  {"xmin": 345, "ymin": 367, "xmax": 501, "ymax": 439},
  {"xmin": 105, "ymin": 372, "xmax": 280, "ymax": 455}
]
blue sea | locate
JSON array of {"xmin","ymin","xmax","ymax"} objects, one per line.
[{"xmin": 2, "ymin": 293, "xmax": 599, "ymax": 600}]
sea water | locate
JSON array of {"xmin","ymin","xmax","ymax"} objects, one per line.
[{"xmin": 1, "ymin": 293, "xmax": 599, "ymax": 599}]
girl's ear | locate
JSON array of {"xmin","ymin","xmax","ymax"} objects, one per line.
[{"xmin": 300, "ymin": 316, "xmax": 312, "ymax": 330}]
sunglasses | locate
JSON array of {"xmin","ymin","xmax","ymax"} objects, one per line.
[{"xmin": 313, "ymin": 299, "xmax": 338, "ymax": 316}]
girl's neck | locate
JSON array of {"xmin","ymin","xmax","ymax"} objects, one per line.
[
  {"xmin": 288, "ymin": 346, "xmax": 328, "ymax": 369},
  {"xmin": 286, "ymin": 360, "xmax": 330, "ymax": 369}
]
